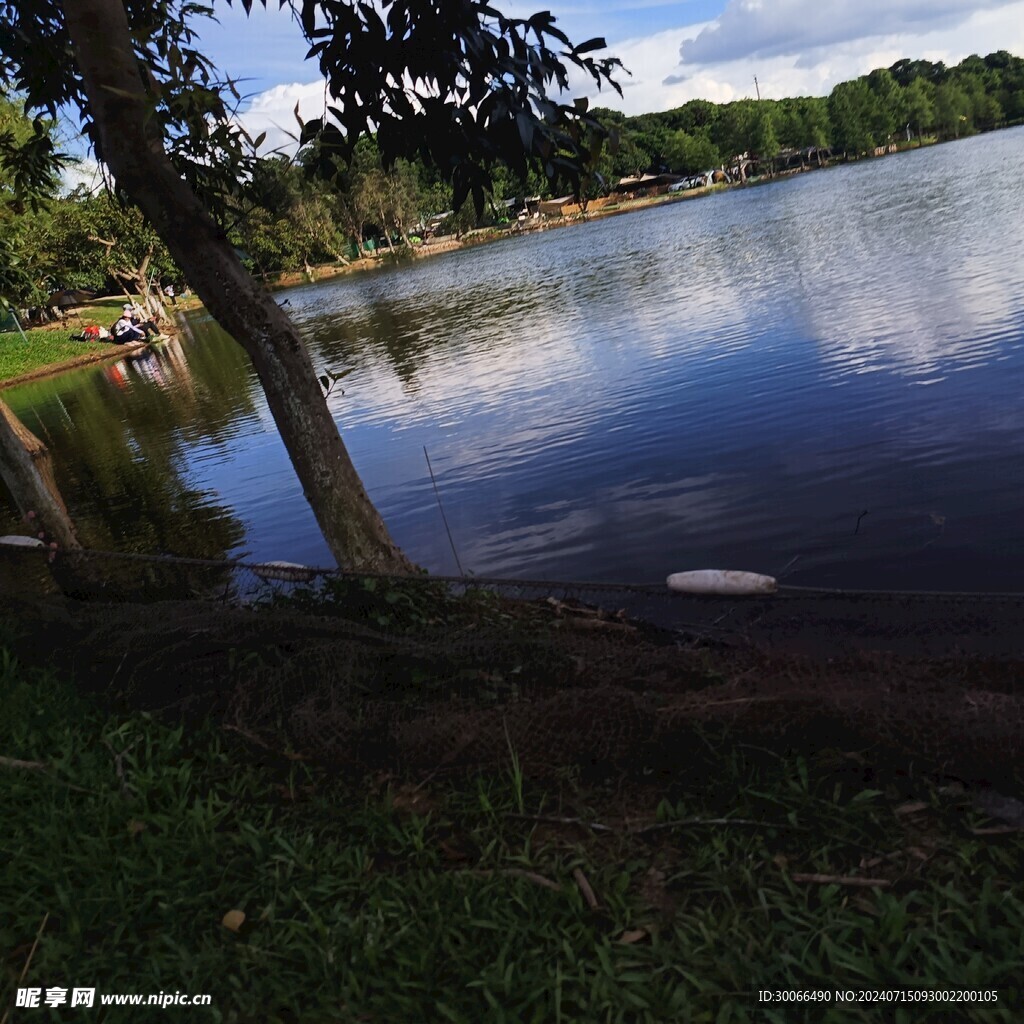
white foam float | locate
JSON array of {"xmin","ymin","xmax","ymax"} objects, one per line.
[
  {"xmin": 666, "ymin": 570, "xmax": 777, "ymax": 596},
  {"xmin": 0, "ymin": 535, "xmax": 46, "ymax": 549},
  {"xmin": 251, "ymin": 560, "xmax": 318, "ymax": 583}
]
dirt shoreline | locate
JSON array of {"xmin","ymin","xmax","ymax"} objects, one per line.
[
  {"xmin": 182, "ymin": 179, "xmax": 739, "ymax": 307},
  {"xmin": 3, "ymin": 585, "xmax": 1021, "ymax": 788}
]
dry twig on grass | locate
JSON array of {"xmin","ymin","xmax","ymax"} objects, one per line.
[
  {"xmin": 0, "ymin": 754, "xmax": 49, "ymax": 771},
  {"xmin": 507, "ymin": 813, "xmax": 615, "ymax": 834},
  {"xmin": 791, "ymin": 873, "xmax": 892, "ymax": 888},
  {"xmin": 572, "ymin": 867, "xmax": 600, "ymax": 909},
  {"xmin": 1, "ymin": 754, "xmax": 98, "ymax": 795},
  {"xmin": 463, "ymin": 868, "xmax": 561, "ymax": 892},
  {"xmin": 630, "ymin": 817, "xmax": 808, "ymax": 835}
]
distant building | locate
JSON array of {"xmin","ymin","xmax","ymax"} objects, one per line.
[
  {"xmin": 613, "ymin": 173, "xmax": 684, "ymax": 195},
  {"xmin": 537, "ymin": 195, "xmax": 615, "ymax": 217}
]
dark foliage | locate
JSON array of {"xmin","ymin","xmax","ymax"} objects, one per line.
[{"xmin": 1, "ymin": 0, "xmax": 623, "ymax": 216}]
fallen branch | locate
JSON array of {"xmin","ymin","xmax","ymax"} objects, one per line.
[
  {"xmin": 630, "ymin": 817, "xmax": 808, "ymax": 835},
  {"xmin": 659, "ymin": 697, "xmax": 777, "ymax": 711},
  {"xmin": 0, "ymin": 755, "xmax": 49, "ymax": 772},
  {"xmin": 791, "ymin": 873, "xmax": 891, "ymax": 888},
  {"xmin": 463, "ymin": 868, "xmax": 561, "ymax": 892},
  {"xmin": 506, "ymin": 813, "xmax": 615, "ymax": 834},
  {"xmin": 0, "ymin": 755, "xmax": 97, "ymax": 796}
]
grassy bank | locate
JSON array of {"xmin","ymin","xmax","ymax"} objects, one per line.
[
  {"xmin": 0, "ymin": 298, "xmax": 152, "ymax": 386},
  {"xmin": 2, "ymin": 636, "xmax": 1021, "ymax": 1023}
]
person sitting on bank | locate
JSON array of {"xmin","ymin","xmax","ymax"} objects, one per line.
[
  {"xmin": 111, "ymin": 307, "xmax": 147, "ymax": 343},
  {"xmin": 127, "ymin": 301, "xmax": 160, "ymax": 332},
  {"xmin": 112, "ymin": 302, "xmax": 164, "ymax": 343},
  {"xmin": 119, "ymin": 302, "xmax": 166, "ymax": 340}
]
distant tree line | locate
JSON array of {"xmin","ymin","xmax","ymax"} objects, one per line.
[
  {"xmin": 592, "ymin": 51, "xmax": 1024, "ymax": 179},
  {"xmin": 4, "ymin": 50, "xmax": 1024, "ymax": 308}
]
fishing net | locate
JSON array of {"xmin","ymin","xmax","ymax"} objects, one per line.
[{"xmin": 2, "ymin": 544, "xmax": 1022, "ymax": 787}]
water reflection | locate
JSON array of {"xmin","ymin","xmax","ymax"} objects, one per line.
[
  {"xmin": 3, "ymin": 333, "xmax": 254, "ymax": 558},
  {"xmin": 4, "ymin": 126, "xmax": 1024, "ymax": 589}
]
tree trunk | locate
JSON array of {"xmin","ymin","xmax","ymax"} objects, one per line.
[
  {"xmin": 61, "ymin": 0, "xmax": 413, "ymax": 573},
  {"xmin": 379, "ymin": 205, "xmax": 397, "ymax": 253},
  {"xmin": 0, "ymin": 400, "xmax": 80, "ymax": 550}
]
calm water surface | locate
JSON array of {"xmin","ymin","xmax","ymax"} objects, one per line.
[{"xmin": 6, "ymin": 127, "xmax": 1024, "ymax": 589}]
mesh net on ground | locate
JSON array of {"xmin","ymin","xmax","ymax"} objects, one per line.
[{"xmin": 2, "ymin": 543, "xmax": 1022, "ymax": 786}]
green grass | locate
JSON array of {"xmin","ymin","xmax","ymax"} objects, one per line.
[
  {"xmin": 0, "ymin": 298, "xmax": 138, "ymax": 383},
  {"xmin": 1, "ymin": 643, "xmax": 1022, "ymax": 1023}
]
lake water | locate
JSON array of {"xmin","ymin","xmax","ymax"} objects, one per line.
[{"xmin": 5, "ymin": 127, "xmax": 1024, "ymax": 590}]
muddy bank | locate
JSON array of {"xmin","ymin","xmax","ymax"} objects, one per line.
[{"xmin": 2, "ymin": 584, "xmax": 1021, "ymax": 789}]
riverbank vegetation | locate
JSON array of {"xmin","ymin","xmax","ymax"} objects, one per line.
[
  {"xmin": 0, "ymin": 296, "xmax": 155, "ymax": 386},
  {"xmin": 0, "ymin": 327, "xmax": 117, "ymax": 385},
  {"xmin": 2, "ymin": 627, "xmax": 1022, "ymax": 1021},
  {"xmin": 595, "ymin": 52, "xmax": 1022, "ymax": 184}
]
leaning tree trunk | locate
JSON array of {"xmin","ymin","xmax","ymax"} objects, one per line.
[
  {"xmin": 0, "ymin": 400, "xmax": 80, "ymax": 551},
  {"xmin": 61, "ymin": 0, "xmax": 413, "ymax": 573},
  {"xmin": 378, "ymin": 206, "xmax": 397, "ymax": 254}
]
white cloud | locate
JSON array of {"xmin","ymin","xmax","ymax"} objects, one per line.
[
  {"xmin": 576, "ymin": 24, "xmax": 731, "ymax": 114},
  {"xmin": 234, "ymin": 80, "xmax": 329, "ymax": 156},
  {"xmin": 625, "ymin": 0, "xmax": 1024, "ymax": 109},
  {"xmin": 680, "ymin": 0, "xmax": 1016, "ymax": 65},
  {"xmin": 59, "ymin": 156, "xmax": 104, "ymax": 195}
]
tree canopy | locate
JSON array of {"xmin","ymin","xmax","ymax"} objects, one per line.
[{"xmin": 1, "ymin": 0, "xmax": 622, "ymax": 215}]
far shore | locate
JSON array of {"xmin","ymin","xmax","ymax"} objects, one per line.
[
  {"xmin": 1, "ymin": 134, "xmax": 947, "ymax": 388},
  {"xmin": 208, "ymin": 136, "xmax": 947, "ymax": 304}
]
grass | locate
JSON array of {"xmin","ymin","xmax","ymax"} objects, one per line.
[
  {"xmin": 1, "ymin": 641, "xmax": 1022, "ymax": 1023},
  {"xmin": 0, "ymin": 298, "xmax": 141, "ymax": 383}
]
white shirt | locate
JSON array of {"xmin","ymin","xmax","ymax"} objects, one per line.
[{"xmin": 112, "ymin": 315, "xmax": 137, "ymax": 337}]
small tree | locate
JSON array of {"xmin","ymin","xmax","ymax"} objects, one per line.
[
  {"xmin": 903, "ymin": 77, "xmax": 936, "ymax": 145},
  {"xmin": 828, "ymin": 80, "xmax": 877, "ymax": 158},
  {"xmin": 662, "ymin": 130, "xmax": 719, "ymax": 176},
  {"xmin": 750, "ymin": 110, "xmax": 779, "ymax": 175},
  {"xmin": 866, "ymin": 68, "xmax": 903, "ymax": 144},
  {"xmin": 934, "ymin": 81, "xmax": 971, "ymax": 139}
]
